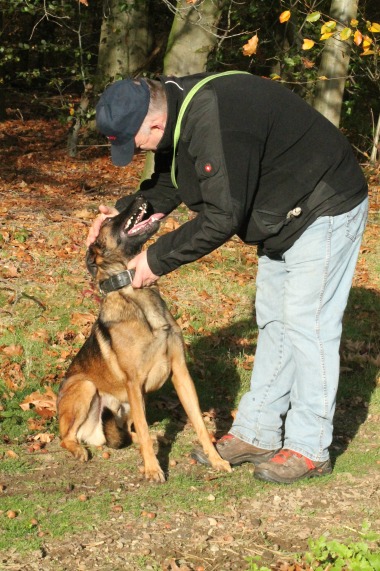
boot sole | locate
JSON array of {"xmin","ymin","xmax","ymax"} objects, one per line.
[{"xmin": 254, "ymin": 464, "xmax": 333, "ymax": 484}]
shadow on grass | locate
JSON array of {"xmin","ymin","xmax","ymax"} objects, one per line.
[{"xmin": 150, "ymin": 286, "xmax": 379, "ymax": 476}]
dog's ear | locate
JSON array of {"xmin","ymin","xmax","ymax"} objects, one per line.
[{"xmin": 85, "ymin": 246, "xmax": 98, "ymax": 278}]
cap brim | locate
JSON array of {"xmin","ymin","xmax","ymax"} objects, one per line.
[{"xmin": 110, "ymin": 139, "xmax": 135, "ymax": 167}]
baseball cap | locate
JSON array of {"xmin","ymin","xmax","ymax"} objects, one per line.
[{"xmin": 96, "ymin": 79, "xmax": 150, "ymax": 167}]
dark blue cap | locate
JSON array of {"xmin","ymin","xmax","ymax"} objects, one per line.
[{"xmin": 96, "ymin": 79, "xmax": 150, "ymax": 167}]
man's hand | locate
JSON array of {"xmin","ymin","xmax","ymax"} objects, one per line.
[
  {"xmin": 127, "ymin": 250, "xmax": 159, "ymax": 288},
  {"xmin": 86, "ymin": 205, "xmax": 119, "ymax": 247}
]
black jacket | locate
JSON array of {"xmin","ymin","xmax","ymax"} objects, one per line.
[{"xmin": 116, "ymin": 73, "xmax": 368, "ymax": 275}]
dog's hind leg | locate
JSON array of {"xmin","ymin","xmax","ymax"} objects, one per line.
[
  {"xmin": 58, "ymin": 376, "xmax": 99, "ymax": 462},
  {"xmin": 170, "ymin": 337, "xmax": 232, "ymax": 473}
]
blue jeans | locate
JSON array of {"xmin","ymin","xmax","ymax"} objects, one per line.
[{"xmin": 231, "ymin": 198, "xmax": 368, "ymax": 461}]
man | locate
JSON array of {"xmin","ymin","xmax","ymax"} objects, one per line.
[{"xmin": 89, "ymin": 73, "xmax": 368, "ymax": 484}]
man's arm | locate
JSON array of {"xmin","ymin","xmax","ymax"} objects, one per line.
[{"xmin": 143, "ymin": 88, "xmax": 260, "ymax": 276}]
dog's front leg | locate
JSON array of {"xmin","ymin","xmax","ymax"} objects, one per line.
[
  {"xmin": 126, "ymin": 380, "xmax": 165, "ymax": 483},
  {"xmin": 170, "ymin": 341, "xmax": 232, "ymax": 473}
]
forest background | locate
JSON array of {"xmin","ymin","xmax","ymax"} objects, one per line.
[{"xmin": 1, "ymin": 0, "xmax": 380, "ymax": 158}]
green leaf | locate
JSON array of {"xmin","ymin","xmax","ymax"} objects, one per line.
[
  {"xmin": 340, "ymin": 27, "xmax": 352, "ymax": 40},
  {"xmin": 307, "ymin": 11, "xmax": 321, "ymax": 22}
]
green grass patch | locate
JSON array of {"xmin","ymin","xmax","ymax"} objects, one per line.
[{"xmin": 0, "ymin": 489, "xmax": 115, "ymax": 553}]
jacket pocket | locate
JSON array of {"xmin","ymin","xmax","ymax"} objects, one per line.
[{"xmin": 251, "ymin": 209, "xmax": 291, "ymax": 238}]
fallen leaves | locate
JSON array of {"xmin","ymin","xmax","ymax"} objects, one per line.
[
  {"xmin": 1, "ymin": 360, "xmax": 25, "ymax": 390},
  {"xmin": 70, "ymin": 312, "xmax": 96, "ymax": 327},
  {"xmin": 72, "ymin": 208, "xmax": 93, "ymax": 220},
  {"xmin": 19, "ymin": 386, "xmax": 57, "ymax": 418},
  {"xmin": 1, "ymin": 344, "xmax": 23, "ymax": 357}
]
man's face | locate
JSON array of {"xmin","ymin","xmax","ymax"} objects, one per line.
[{"xmin": 134, "ymin": 121, "xmax": 164, "ymax": 152}]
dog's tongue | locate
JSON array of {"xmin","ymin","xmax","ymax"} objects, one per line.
[{"xmin": 128, "ymin": 213, "xmax": 165, "ymax": 235}]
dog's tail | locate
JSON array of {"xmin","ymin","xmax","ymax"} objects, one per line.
[{"xmin": 102, "ymin": 407, "xmax": 132, "ymax": 449}]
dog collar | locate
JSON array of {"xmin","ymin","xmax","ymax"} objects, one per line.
[{"xmin": 99, "ymin": 269, "xmax": 135, "ymax": 295}]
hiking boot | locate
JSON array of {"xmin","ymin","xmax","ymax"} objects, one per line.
[
  {"xmin": 191, "ymin": 433, "xmax": 279, "ymax": 467},
  {"xmin": 254, "ymin": 449, "xmax": 332, "ymax": 484}
]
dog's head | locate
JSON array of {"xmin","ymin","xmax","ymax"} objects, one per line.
[{"xmin": 86, "ymin": 196, "xmax": 164, "ymax": 281}]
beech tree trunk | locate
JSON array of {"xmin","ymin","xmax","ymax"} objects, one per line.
[
  {"xmin": 140, "ymin": 0, "xmax": 225, "ymax": 184},
  {"xmin": 163, "ymin": 0, "xmax": 225, "ymax": 75},
  {"xmin": 96, "ymin": 0, "xmax": 152, "ymax": 86},
  {"xmin": 313, "ymin": 0, "xmax": 359, "ymax": 127}
]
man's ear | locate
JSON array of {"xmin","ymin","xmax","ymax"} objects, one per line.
[
  {"xmin": 149, "ymin": 110, "xmax": 166, "ymax": 133},
  {"xmin": 85, "ymin": 246, "xmax": 98, "ymax": 278}
]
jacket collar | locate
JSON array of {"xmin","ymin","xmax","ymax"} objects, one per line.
[{"xmin": 157, "ymin": 76, "xmax": 184, "ymax": 153}]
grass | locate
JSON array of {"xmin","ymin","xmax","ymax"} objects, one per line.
[{"xmin": 0, "ymin": 490, "xmax": 116, "ymax": 552}]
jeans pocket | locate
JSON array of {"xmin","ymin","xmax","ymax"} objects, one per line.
[{"xmin": 345, "ymin": 199, "xmax": 368, "ymax": 242}]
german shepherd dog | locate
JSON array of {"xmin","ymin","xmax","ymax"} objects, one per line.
[{"xmin": 58, "ymin": 197, "xmax": 231, "ymax": 482}]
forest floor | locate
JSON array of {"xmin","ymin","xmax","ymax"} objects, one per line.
[{"xmin": 0, "ymin": 108, "xmax": 379, "ymax": 571}]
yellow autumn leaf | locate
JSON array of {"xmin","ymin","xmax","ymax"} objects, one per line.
[
  {"xmin": 350, "ymin": 19, "xmax": 359, "ymax": 27},
  {"xmin": 363, "ymin": 35, "xmax": 373, "ymax": 49},
  {"xmin": 318, "ymin": 76, "xmax": 328, "ymax": 80},
  {"xmin": 279, "ymin": 10, "xmax": 291, "ymax": 23},
  {"xmin": 320, "ymin": 32, "xmax": 334, "ymax": 41},
  {"xmin": 340, "ymin": 27, "xmax": 352, "ymax": 41},
  {"xmin": 354, "ymin": 30, "xmax": 363, "ymax": 46},
  {"xmin": 302, "ymin": 38, "xmax": 315, "ymax": 50},
  {"xmin": 270, "ymin": 74, "xmax": 282, "ymax": 81},
  {"xmin": 368, "ymin": 22, "xmax": 380, "ymax": 33},
  {"xmin": 242, "ymin": 34, "xmax": 259, "ymax": 56},
  {"xmin": 321, "ymin": 21, "xmax": 336, "ymax": 34},
  {"xmin": 361, "ymin": 49, "xmax": 375, "ymax": 56}
]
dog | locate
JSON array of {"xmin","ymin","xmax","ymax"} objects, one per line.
[{"xmin": 57, "ymin": 196, "xmax": 231, "ymax": 482}]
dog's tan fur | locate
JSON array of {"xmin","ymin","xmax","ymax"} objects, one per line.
[{"xmin": 58, "ymin": 200, "xmax": 231, "ymax": 482}]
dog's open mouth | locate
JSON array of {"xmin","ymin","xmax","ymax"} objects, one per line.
[{"xmin": 126, "ymin": 205, "xmax": 165, "ymax": 236}]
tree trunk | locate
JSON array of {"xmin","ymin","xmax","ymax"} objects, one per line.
[
  {"xmin": 67, "ymin": 86, "xmax": 92, "ymax": 158},
  {"xmin": 313, "ymin": 0, "xmax": 359, "ymax": 127},
  {"xmin": 370, "ymin": 113, "xmax": 380, "ymax": 164},
  {"xmin": 96, "ymin": 0, "xmax": 152, "ymax": 86},
  {"xmin": 163, "ymin": 0, "xmax": 225, "ymax": 76},
  {"xmin": 140, "ymin": 0, "xmax": 225, "ymax": 185}
]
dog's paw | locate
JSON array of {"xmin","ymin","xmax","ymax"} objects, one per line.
[
  {"xmin": 75, "ymin": 447, "xmax": 90, "ymax": 462},
  {"xmin": 212, "ymin": 457, "xmax": 232, "ymax": 473},
  {"xmin": 144, "ymin": 466, "xmax": 166, "ymax": 483},
  {"xmin": 61, "ymin": 440, "xmax": 89, "ymax": 462}
]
